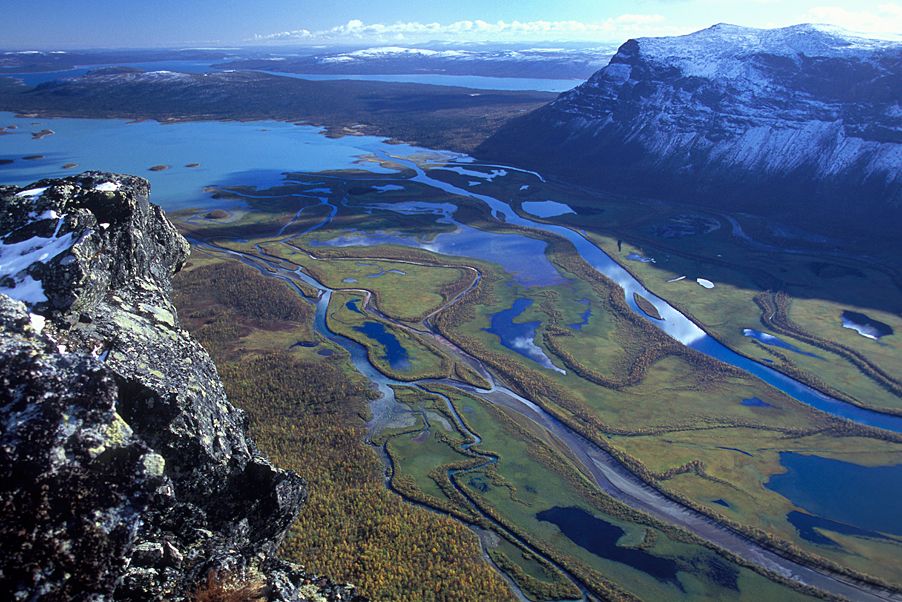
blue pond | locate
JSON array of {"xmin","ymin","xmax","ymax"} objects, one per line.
[
  {"xmin": 712, "ymin": 499, "xmax": 731, "ymax": 508},
  {"xmin": 841, "ymin": 310, "xmax": 893, "ymax": 341},
  {"xmin": 766, "ymin": 452, "xmax": 902, "ymax": 538},
  {"xmin": 741, "ymin": 329, "xmax": 821, "ymax": 358},
  {"xmin": 741, "ymin": 397, "xmax": 771, "ymax": 408},
  {"xmin": 536, "ymin": 506, "xmax": 683, "ymax": 586},
  {"xmin": 484, "ymin": 298, "xmax": 564, "ymax": 373},
  {"xmin": 353, "ymin": 321, "xmax": 410, "ymax": 370},
  {"xmin": 345, "ymin": 299, "xmax": 364, "ymax": 314}
]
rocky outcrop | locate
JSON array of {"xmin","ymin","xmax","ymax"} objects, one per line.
[
  {"xmin": 477, "ymin": 24, "xmax": 902, "ymax": 237},
  {"xmin": 0, "ymin": 173, "xmax": 360, "ymax": 601}
]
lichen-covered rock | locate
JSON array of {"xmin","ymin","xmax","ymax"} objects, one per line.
[{"xmin": 0, "ymin": 173, "xmax": 361, "ymax": 601}]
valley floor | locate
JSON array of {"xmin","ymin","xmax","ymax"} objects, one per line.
[{"xmin": 172, "ymin": 154, "xmax": 902, "ymax": 601}]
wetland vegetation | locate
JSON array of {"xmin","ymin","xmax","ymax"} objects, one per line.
[{"xmin": 172, "ymin": 156, "xmax": 902, "ymax": 600}]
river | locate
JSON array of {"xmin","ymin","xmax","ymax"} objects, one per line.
[{"xmin": 3, "ymin": 112, "xmax": 901, "ymax": 599}]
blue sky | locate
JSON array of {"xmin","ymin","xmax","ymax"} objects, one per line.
[{"xmin": 5, "ymin": 0, "xmax": 900, "ymax": 48}]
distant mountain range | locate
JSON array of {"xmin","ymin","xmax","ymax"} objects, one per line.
[
  {"xmin": 217, "ymin": 44, "xmax": 618, "ymax": 80},
  {"xmin": 478, "ymin": 24, "xmax": 902, "ymax": 236}
]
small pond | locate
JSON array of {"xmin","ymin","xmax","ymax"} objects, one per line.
[
  {"xmin": 353, "ymin": 321, "xmax": 410, "ymax": 370},
  {"xmin": 484, "ymin": 298, "xmax": 565, "ymax": 373},
  {"xmin": 841, "ymin": 310, "xmax": 893, "ymax": 341},
  {"xmin": 521, "ymin": 200, "xmax": 575, "ymax": 218},
  {"xmin": 536, "ymin": 506, "xmax": 683, "ymax": 586}
]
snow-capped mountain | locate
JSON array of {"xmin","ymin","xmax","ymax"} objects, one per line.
[{"xmin": 478, "ymin": 24, "xmax": 902, "ymax": 233}]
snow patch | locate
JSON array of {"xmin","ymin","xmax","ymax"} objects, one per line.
[
  {"xmin": 0, "ymin": 210, "xmax": 75, "ymax": 306},
  {"xmin": 29, "ymin": 313, "xmax": 46, "ymax": 334},
  {"xmin": 15, "ymin": 187, "xmax": 48, "ymax": 199}
]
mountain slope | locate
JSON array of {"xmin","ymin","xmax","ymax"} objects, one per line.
[{"xmin": 477, "ymin": 24, "xmax": 902, "ymax": 236}]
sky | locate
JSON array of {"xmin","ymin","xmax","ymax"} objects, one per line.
[{"xmin": 4, "ymin": 0, "xmax": 901, "ymax": 49}]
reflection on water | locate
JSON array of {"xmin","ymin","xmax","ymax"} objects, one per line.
[
  {"xmin": 484, "ymin": 298, "xmax": 565, "ymax": 374},
  {"xmin": 841, "ymin": 310, "xmax": 893, "ymax": 341}
]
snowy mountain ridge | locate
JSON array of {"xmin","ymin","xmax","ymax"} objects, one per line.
[{"xmin": 478, "ymin": 24, "xmax": 902, "ymax": 235}]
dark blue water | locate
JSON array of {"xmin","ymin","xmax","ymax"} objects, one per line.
[
  {"xmin": 766, "ymin": 453, "xmax": 902, "ymax": 537},
  {"xmin": 786, "ymin": 511, "xmax": 890, "ymax": 546},
  {"xmin": 712, "ymin": 499, "xmax": 731, "ymax": 508},
  {"xmin": 741, "ymin": 329, "xmax": 821, "ymax": 358},
  {"xmin": 484, "ymin": 298, "xmax": 564, "ymax": 373},
  {"xmin": 841, "ymin": 310, "xmax": 894, "ymax": 340},
  {"xmin": 536, "ymin": 506, "xmax": 682, "ymax": 585},
  {"xmin": 353, "ymin": 321, "xmax": 410, "ymax": 370},
  {"xmin": 741, "ymin": 397, "xmax": 771, "ymax": 408},
  {"xmin": 346, "ymin": 298, "xmax": 364, "ymax": 314}
]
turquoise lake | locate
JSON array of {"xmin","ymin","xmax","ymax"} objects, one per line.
[{"xmin": 0, "ymin": 111, "xmax": 409, "ymax": 210}]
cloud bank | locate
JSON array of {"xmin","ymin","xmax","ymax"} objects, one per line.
[
  {"xmin": 254, "ymin": 6, "xmax": 902, "ymax": 46},
  {"xmin": 253, "ymin": 16, "xmax": 685, "ymax": 44}
]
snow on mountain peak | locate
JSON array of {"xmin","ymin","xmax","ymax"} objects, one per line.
[{"xmin": 630, "ymin": 23, "xmax": 900, "ymax": 79}]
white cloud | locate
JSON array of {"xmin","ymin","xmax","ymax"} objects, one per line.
[
  {"xmin": 803, "ymin": 4, "xmax": 902, "ymax": 38},
  {"xmin": 254, "ymin": 16, "xmax": 689, "ymax": 44}
]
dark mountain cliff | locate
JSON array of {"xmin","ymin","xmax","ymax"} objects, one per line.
[
  {"xmin": 477, "ymin": 24, "xmax": 902, "ymax": 236},
  {"xmin": 0, "ymin": 173, "xmax": 360, "ymax": 600}
]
